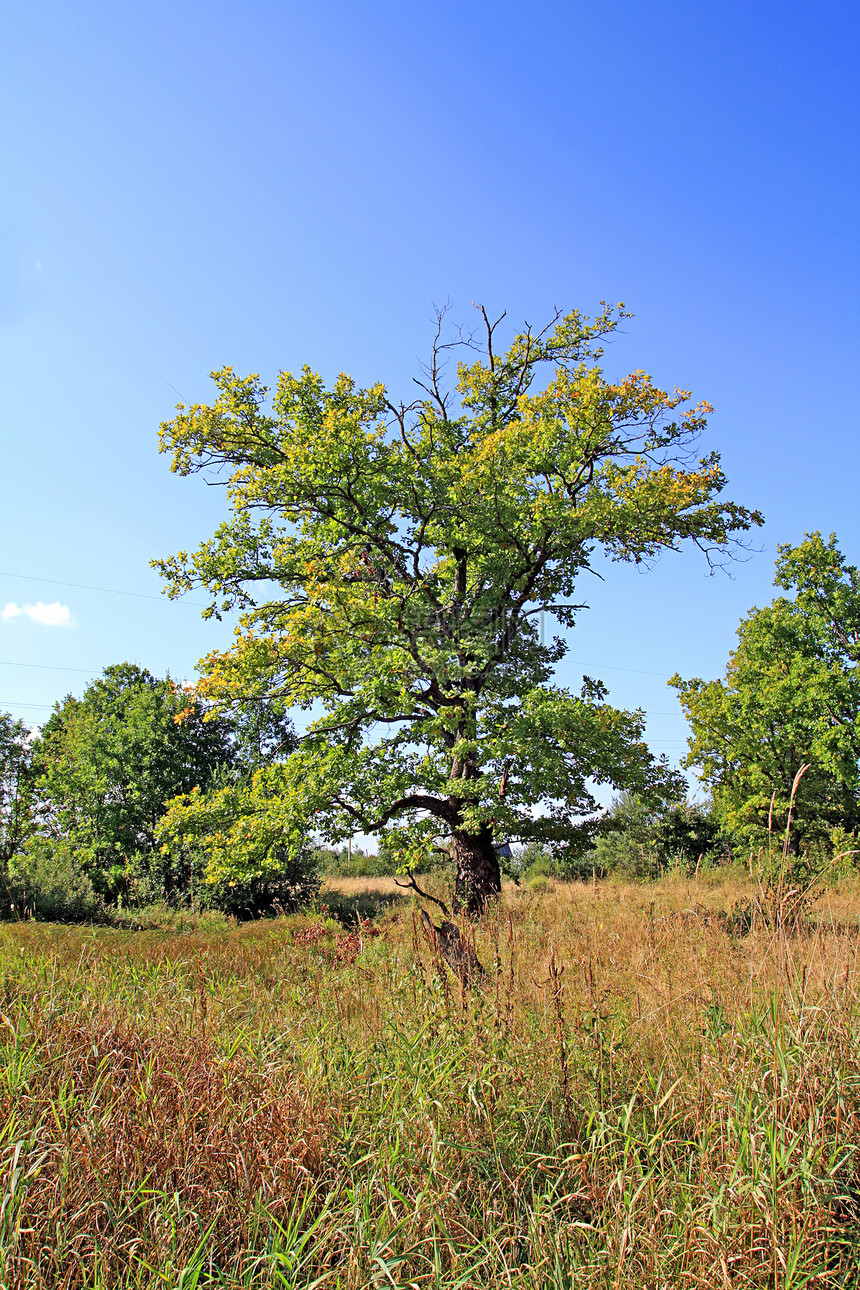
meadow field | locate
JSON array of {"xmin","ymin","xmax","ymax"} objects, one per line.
[{"xmin": 1, "ymin": 874, "xmax": 860, "ymax": 1288}]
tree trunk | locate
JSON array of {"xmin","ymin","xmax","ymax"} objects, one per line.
[{"xmin": 451, "ymin": 825, "xmax": 501, "ymax": 916}]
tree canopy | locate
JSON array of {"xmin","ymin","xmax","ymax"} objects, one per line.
[
  {"xmin": 156, "ymin": 304, "xmax": 762, "ymax": 912},
  {"xmin": 672, "ymin": 533, "xmax": 860, "ymax": 855}
]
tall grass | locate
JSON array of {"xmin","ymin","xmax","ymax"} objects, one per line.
[{"xmin": 1, "ymin": 874, "xmax": 860, "ymax": 1287}]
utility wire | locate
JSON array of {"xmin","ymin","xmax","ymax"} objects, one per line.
[
  {"xmin": 0, "ymin": 653, "xmax": 688, "ymax": 715},
  {"xmin": 569, "ymin": 657, "xmax": 672, "ymax": 679},
  {"xmin": 1, "ymin": 573, "xmax": 683, "ymax": 678},
  {"xmin": 0, "ymin": 652, "xmax": 685, "ymax": 693},
  {"xmin": 0, "ymin": 582, "xmax": 691, "ymax": 721},
  {"xmin": 1, "ymin": 700, "xmax": 55, "ymax": 710},
  {"xmin": 0, "ymin": 574, "xmax": 683, "ymax": 675},
  {"xmin": 0, "ymin": 569, "xmax": 206, "ymax": 608},
  {"xmin": 0, "ymin": 660, "xmax": 99, "ymax": 675}
]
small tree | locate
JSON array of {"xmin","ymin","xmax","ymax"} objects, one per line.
[
  {"xmin": 156, "ymin": 304, "xmax": 761, "ymax": 913},
  {"xmin": 32, "ymin": 663, "xmax": 234, "ymax": 900},
  {"xmin": 0, "ymin": 712, "xmax": 33, "ymax": 872},
  {"xmin": 586, "ymin": 790, "xmax": 727, "ymax": 878},
  {"xmin": 672, "ymin": 533, "xmax": 860, "ymax": 856}
]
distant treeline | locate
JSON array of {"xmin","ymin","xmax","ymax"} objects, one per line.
[
  {"xmin": 1, "ymin": 663, "xmax": 731, "ymax": 925},
  {"xmin": 0, "ymin": 663, "xmax": 316, "ymax": 922}
]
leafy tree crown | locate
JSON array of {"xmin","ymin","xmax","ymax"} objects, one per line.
[{"xmin": 155, "ymin": 305, "xmax": 761, "ymax": 878}]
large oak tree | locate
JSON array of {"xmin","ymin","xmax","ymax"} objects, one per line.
[{"xmin": 155, "ymin": 305, "xmax": 761, "ymax": 912}]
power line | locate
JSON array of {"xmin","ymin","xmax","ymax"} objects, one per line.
[
  {"xmin": 0, "ymin": 570, "xmax": 206, "ymax": 608},
  {"xmin": 0, "ymin": 575, "xmax": 696, "ymax": 680},
  {"xmin": 0, "ymin": 652, "xmax": 688, "ymax": 692},
  {"xmin": 570, "ymin": 657, "xmax": 672, "ymax": 679},
  {"xmin": 0, "ymin": 658, "xmax": 690, "ymax": 715},
  {"xmin": 0, "ymin": 660, "xmax": 99, "ymax": 675},
  {"xmin": 0, "ymin": 574, "xmax": 690, "ymax": 681},
  {"xmin": 1, "ymin": 700, "xmax": 54, "ymax": 710}
]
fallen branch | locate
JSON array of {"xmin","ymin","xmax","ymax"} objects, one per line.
[{"xmin": 420, "ymin": 909, "xmax": 485, "ymax": 986}]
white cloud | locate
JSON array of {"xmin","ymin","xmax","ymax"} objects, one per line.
[{"xmin": 1, "ymin": 600, "xmax": 76, "ymax": 627}]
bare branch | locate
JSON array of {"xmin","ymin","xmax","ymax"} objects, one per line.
[{"xmin": 394, "ymin": 869, "xmax": 450, "ymax": 916}]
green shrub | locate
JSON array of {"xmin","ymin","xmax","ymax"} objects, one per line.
[
  {"xmin": 3, "ymin": 840, "xmax": 104, "ymax": 922},
  {"xmin": 5, "ymin": 839, "xmax": 321, "ymax": 925},
  {"xmin": 520, "ymin": 842, "xmax": 554, "ymax": 883},
  {"xmin": 129, "ymin": 843, "xmax": 321, "ymax": 919},
  {"xmin": 584, "ymin": 791, "xmax": 733, "ymax": 879},
  {"xmin": 204, "ymin": 864, "xmax": 321, "ymax": 918}
]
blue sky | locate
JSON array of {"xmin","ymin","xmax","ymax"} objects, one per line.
[{"xmin": 1, "ymin": 0, "xmax": 858, "ymax": 784}]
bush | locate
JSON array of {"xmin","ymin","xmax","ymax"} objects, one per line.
[
  {"xmin": 4, "ymin": 839, "xmax": 321, "ymax": 925},
  {"xmin": 3, "ymin": 840, "xmax": 104, "ymax": 922},
  {"xmin": 584, "ymin": 792, "xmax": 733, "ymax": 879},
  {"xmin": 519, "ymin": 842, "xmax": 555, "ymax": 883},
  {"xmin": 130, "ymin": 843, "xmax": 321, "ymax": 919},
  {"xmin": 204, "ymin": 865, "xmax": 321, "ymax": 918},
  {"xmin": 124, "ymin": 846, "xmax": 198, "ymax": 908}
]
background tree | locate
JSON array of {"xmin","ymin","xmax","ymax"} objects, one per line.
[
  {"xmin": 672, "ymin": 533, "xmax": 860, "ymax": 856},
  {"xmin": 585, "ymin": 790, "xmax": 728, "ymax": 879},
  {"xmin": 155, "ymin": 304, "xmax": 761, "ymax": 913},
  {"xmin": 0, "ymin": 712, "xmax": 33, "ymax": 873},
  {"xmin": 154, "ymin": 709, "xmax": 320, "ymax": 915},
  {"xmin": 32, "ymin": 663, "xmax": 234, "ymax": 901}
]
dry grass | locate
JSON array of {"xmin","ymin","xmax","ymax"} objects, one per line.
[
  {"xmin": 2, "ymin": 873, "xmax": 860, "ymax": 1287},
  {"xmin": 319, "ymin": 875, "xmax": 521, "ymax": 897},
  {"xmin": 321, "ymin": 875, "xmax": 405, "ymax": 895}
]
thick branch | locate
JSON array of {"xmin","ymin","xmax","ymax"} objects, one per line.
[{"xmin": 334, "ymin": 792, "xmax": 457, "ymax": 832}]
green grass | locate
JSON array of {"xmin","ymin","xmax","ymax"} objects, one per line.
[{"xmin": 1, "ymin": 875, "xmax": 860, "ymax": 1286}]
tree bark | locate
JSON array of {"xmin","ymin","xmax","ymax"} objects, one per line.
[{"xmin": 451, "ymin": 824, "xmax": 501, "ymax": 916}]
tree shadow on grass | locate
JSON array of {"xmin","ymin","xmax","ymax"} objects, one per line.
[{"xmin": 319, "ymin": 888, "xmax": 407, "ymax": 926}]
